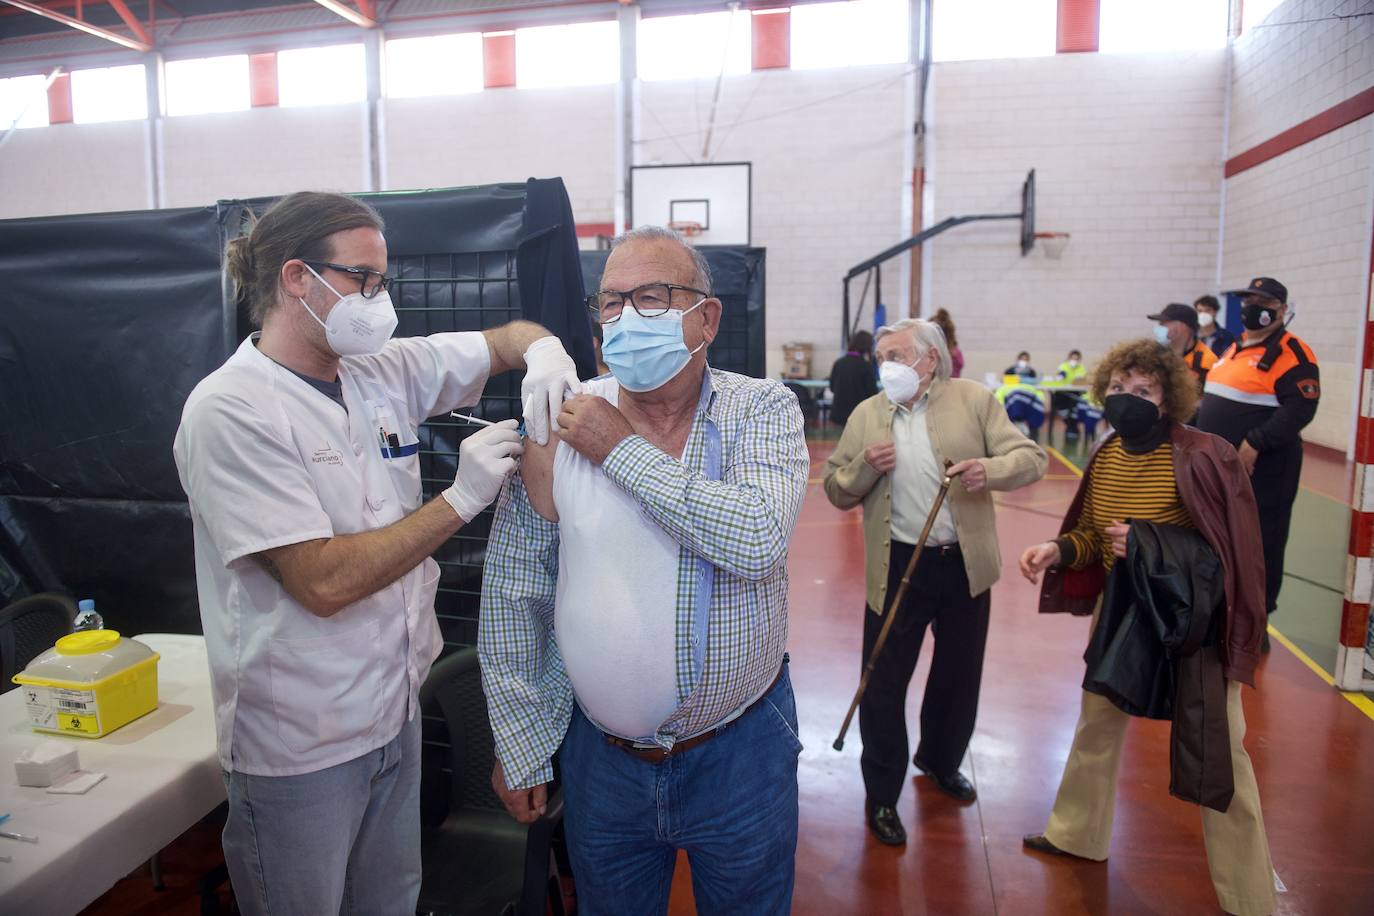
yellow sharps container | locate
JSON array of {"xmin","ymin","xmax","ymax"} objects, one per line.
[{"xmin": 12, "ymin": 630, "xmax": 160, "ymax": 738}]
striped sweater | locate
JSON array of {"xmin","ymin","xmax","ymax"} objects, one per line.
[{"xmin": 1057, "ymin": 437, "xmax": 1195, "ymax": 571}]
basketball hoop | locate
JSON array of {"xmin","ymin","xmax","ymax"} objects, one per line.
[
  {"xmin": 1034, "ymin": 231, "xmax": 1070, "ymax": 260},
  {"xmin": 668, "ymin": 220, "xmax": 704, "ymax": 243}
]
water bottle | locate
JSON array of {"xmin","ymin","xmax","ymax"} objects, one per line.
[{"xmin": 73, "ymin": 598, "xmax": 104, "ymax": 632}]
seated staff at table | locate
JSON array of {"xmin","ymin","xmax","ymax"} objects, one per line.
[
  {"xmin": 1005, "ymin": 351, "xmax": 1038, "ymax": 380},
  {"xmin": 1051, "ymin": 350, "xmax": 1087, "ymax": 439},
  {"xmin": 173, "ymin": 191, "xmax": 580, "ymax": 915}
]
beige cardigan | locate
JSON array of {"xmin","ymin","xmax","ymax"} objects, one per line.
[{"xmin": 823, "ymin": 378, "xmax": 1047, "ymax": 612}]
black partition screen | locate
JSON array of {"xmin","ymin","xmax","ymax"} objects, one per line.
[
  {"xmin": 579, "ymin": 246, "xmax": 766, "ymax": 379},
  {"xmin": 0, "ymin": 179, "xmax": 591, "ymax": 646}
]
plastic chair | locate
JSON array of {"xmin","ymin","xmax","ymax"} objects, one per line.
[
  {"xmin": 0, "ymin": 592, "xmax": 75, "ymax": 694},
  {"xmin": 417, "ymin": 647, "xmax": 569, "ymax": 916}
]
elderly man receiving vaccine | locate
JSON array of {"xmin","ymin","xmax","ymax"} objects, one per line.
[{"xmin": 479, "ymin": 226, "xmax": 809, "ymax": 915}]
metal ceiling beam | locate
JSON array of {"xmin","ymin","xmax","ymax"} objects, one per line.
[
  {"xmin": 105, "ymin": 0, "xmax": 152, "ymax": 48},
  {"xmin": 309, "ymin": 0, "xmax": 375, "ymax": 29},
  {"xmin": 0, "ymin": 0, "xmax": 151, "ymax": 51}
]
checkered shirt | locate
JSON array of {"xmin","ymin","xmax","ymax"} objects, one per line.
[{"xmin": 478, "ymin": 367, "xmax": 808, "ymax": 789}]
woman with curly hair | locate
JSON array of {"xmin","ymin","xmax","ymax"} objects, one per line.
[{"xmin": 1017, "ymin": 339, "xmax": 1274, "ymax": 916}]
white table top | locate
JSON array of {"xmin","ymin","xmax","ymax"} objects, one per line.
[{"xmin": 0, "ymin": 633, "xmax": 223, "ymax": 916}]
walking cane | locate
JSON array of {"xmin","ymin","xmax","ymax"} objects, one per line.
[{"xmin": 832, "ymin": 461, "xmax": 963, "ymax": 751}]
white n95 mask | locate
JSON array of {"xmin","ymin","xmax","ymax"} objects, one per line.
[
  {"xmin": 880, "ymin": 361, "xmax": 922, "ymax": 405},
  {"xmin": 299, "ymin": 263, "xmax": 398, "ymax": 357}
]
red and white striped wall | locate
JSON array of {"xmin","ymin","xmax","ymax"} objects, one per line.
[{"xmin": 1337, "ymin": 229, "xmax": 1374, "ymax": 690}]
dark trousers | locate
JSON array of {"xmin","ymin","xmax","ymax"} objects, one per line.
[
  {"xmin": 1253, "ymin": 441, "xmax": 1303, "ymax": 614},
  {"xmin": 859, "ymin": 541, "xmax": 992, "ymax": 806},
  {"xmin": 1051, "ymin": 392, "xmax": 1081, "ymax": 428}
]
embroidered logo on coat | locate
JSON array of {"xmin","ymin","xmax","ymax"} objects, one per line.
[
  {"xmin": 312, "ymin": 446, "xmax": 345, "ymax": 466},
  {"xmin": 1297, "ymin": 379, "xmax": 1320, "ymax": 401}
]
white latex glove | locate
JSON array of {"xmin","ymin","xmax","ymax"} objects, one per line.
[
  {"xmin": 521, "ymin": 336, "xmax": 582, "ymax": 446},
  {"xmin": 442, "ymin": 420, "xmax": 524, "ymax": 523}
]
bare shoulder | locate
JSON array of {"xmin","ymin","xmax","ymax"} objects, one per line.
[{"xmin": 522, "ymin": 434, "xmax": 559, "ymax": 522}]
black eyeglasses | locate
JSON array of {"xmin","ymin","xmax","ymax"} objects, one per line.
[
  {"xmin": 586, "ymin": 283, "xmax": 708, "ymax": 323},
  {"xmin": 302, "ymin": 260, "xmax": 393, "ymax": 299}
]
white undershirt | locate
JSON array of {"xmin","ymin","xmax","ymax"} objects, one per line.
[
  {"xmin": 889, "ymin": 395, "xmax": 958, "ymax": 546},
  {"xmin": 551, "ymin": 379, "xmax": 682, "ymax": 740}
]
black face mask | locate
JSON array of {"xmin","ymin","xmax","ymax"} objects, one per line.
[
  {"xmin": 1241, "ymin": 302, "xmax": 1279, "ymax": 331},
  {"xmin": 1104, "ymin": 393, "xmax": 1161, "ymax": 442}
]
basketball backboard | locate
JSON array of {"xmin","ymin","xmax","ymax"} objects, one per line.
[{"xmin": 630, "ymin": 162, "xmax": 751, "ymax": 245}]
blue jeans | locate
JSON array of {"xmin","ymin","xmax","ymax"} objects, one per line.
[
  {"xmin": 221, "ymin": 714, "xmax": 422, "ymax": 916},
  {"xmin": 559, "ymin": 661, "xmax": 800, "ymax": 916}
]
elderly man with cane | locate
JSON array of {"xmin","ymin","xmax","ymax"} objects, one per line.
[{"xmin": 824, "ymin": 318, "xmax": 1046, "ymax": 846}]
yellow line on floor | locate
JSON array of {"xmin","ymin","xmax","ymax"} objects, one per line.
[
  {"xmin": 1045, "ymin": 444, "xmax": 1084, "ymax": 479},
  {"xmin": 1266, "ymin": 624, "xmax": 1374, "ymax": 722}
]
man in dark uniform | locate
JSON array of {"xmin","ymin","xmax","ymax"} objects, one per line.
[{"xmin": 1196, "ymin": 277, "xmax": 1320, "ymax": 641}]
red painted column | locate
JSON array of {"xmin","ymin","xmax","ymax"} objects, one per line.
[
  {"xmin": 484, "ymin": 31, "xmax": 516, "ymax": 89},
  {"xmin": 248, "ymin": 52, "xmax": 278, "ymax": 108},
  {"xmin": 47, "ymin": 72, "xmax": 73, "ymax": 124},
  {"xmin": 1057, "ymin": 0, "xmax": 1100, "ymax": 54},
  {"xmin": 752, "ymin": 9, "xmax": 790, "ymax": 71}
]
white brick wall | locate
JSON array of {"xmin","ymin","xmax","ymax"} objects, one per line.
[
  {"xmin": 1219, "ymin": 120, "xmax": 1373, "ymax": 450},
  {"xmin": 0, "ymin": 120, "xmax": 149, "ymax": 218},
  {"xmin": 638, "ymin": 66, "xmax": 909, "ymax": 377},
  {"xmin": 162, "ymin": 104, "xmax": 368, "ymax": 207},
  {"xmin": 1223, "ymin": 0, "xmax": 1374, "ymax": 452},
  {"xmin": 1229, "ymin": 0, "xmax": 1374, "ymax": 156},
  {"xmin": 929, "ymin": 51, "xmax": 1228, "ymax": 384},
  {"xmin": 384, "ymin": 85, "xmax": 616, "ymax": 224}
]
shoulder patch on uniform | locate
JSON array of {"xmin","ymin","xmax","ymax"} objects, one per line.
[{"xmin": 1297, "ymin": 378, "xmax": 1320, "ymax": 400}]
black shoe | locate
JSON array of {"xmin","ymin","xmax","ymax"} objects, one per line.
[
  {"xmin": 913, "ymin": 756, "xmax": 977, "ymax": 802},
  {"xmin": 1023, "ymin": 834, "xmax": 1068, "ymax": 857},
  {"xmin": 866, "ymin": 804, "xmax": 907, "ymax": 846}
]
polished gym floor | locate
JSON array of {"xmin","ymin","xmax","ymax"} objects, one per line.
[{"xmin": 88, "ymin": 435, "xmax": 1374, "ymax": 915}]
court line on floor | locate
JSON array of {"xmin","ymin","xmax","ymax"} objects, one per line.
[
  {"xmin": 1265, "ymin": 626, "xmax": 1374, "ymax": 722},
  {"xmin": 1044, "ymin": 445, "xmax": 1083, "ymax": 479},
  {"xmin": 1048, "ymin": 444, "xmax": 1374, "ymax": 722}
]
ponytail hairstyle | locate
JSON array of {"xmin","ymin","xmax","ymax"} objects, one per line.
[
  {"xmin": 225, "ymin": 191, "xmax": 385, "ymax": 327},
  {"xmin": 932, "ymin": 308, "xmax": 958, "ymax": 348}
]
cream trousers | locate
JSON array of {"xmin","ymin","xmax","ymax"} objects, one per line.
[{"xmin": 1043, "ymin": 682, "xmax": 1275, "ymax": 916}]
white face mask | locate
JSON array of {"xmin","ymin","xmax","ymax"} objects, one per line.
[
  {"xmin": 880, "ymin": 355, "xmax": 931, "ymax": 405},
  {"xmin": 1068, "ymin": 359, "xmax": 1080, "ymax": 368},
  {"xmin": 1197, "ymin": 311, "xmax": 1215, "ymax": 328},
  {"xmin": 299, "ymin": 263, "xmax": 398, "ymax": 357}
]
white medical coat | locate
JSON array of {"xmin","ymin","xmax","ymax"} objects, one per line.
[{"xmin": 173, "ymin": 331, "xmax": 490, "ymax": 776}]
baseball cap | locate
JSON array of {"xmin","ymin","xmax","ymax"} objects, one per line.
[
  {"xmin": 1146, "ymin": 302, "xmax": 1199, "ymax": 331},
  {"xmin": 1223, "ymin": 276, "xmax": 1287, "ymax": 304}
]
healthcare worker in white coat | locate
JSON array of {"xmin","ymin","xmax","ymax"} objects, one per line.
[{"xmin": 172, "ymin": 191, "xmax": 581, "ymax": 915}]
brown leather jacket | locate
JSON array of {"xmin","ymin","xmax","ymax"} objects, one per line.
[{"xmin": 1039, "ymin": 422, "xmax": 1267, "ymax": 687}]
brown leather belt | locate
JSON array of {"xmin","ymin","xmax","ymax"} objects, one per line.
[{"xmin": 601, "ymin": 665, "xmax": 785, "ymax": 764}]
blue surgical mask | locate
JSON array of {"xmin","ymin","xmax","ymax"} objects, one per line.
[
  {"xmin": 601, "ymin": 300, "xmax": 706, "ymax": 392},
  {"xmin": 1153, "ymin": 325, "xmax": 1171, "ymax": 346}
]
